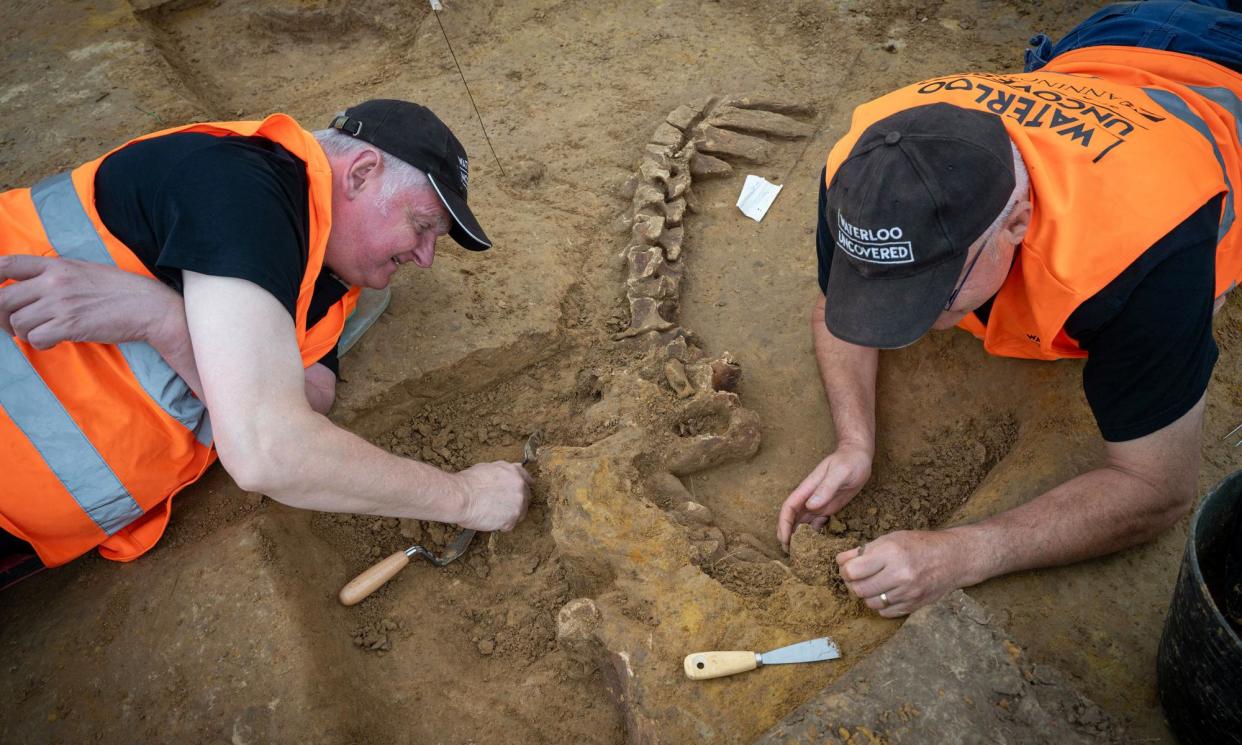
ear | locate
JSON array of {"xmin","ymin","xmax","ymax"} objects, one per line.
[
  {"xmin": 1002, "ymin": 199, "xmax": 1032, "ymax": 245},
  {"xmin": 343, "ymin": 148, "xmax": 382, "ymax": 199}
]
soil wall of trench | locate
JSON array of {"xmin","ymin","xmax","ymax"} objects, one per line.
[{"xmin": 3, "ymin": 1, "xmax": 1241, "ymax": 743}]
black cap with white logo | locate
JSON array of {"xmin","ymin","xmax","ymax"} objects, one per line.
[
  {"xmin": 823, "ymin": 103, "xmax": 1014, "ymax": 348},
  {"xmin": 330, "ymin": 99, "xmax": 491, "ymax": 251}
]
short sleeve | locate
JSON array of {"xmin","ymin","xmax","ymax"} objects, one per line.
[
  {"xmin": 1068, "ymin": 198, "xmax": 1221, "ymax": 442},
  {"xmin": 149, "ymin": 139, "xmax": 310, "ymax": 318},
  {"xmin": 816, "ymin": 166, "xmax": 834, "ymax": 294}
]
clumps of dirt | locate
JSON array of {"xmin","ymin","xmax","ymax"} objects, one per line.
[
  {"xmin": 375, "ymin": 411, "xmax": 524, "ymax": 473},
  {"xmin": 312, "ymin": 512, "xmax": 409, "ymax": 564},
  {"xmin": 351, "ymin": 616, "xmax": 402, "ymax": 654},
  {"xmin": 788, "ymin": 523, "xmax": 855, "ymax": 596},
  {"xmin": 760, "ymin": 577, "xmax": 854, "ymax": 633},
  {"xmin": 693, "ymin": 526, "xmax": 858, "ymax": 632},
  {"xmin": 460, "ymin": 557, "xmax": 573, "ymax": 665},
  {"xmin": 395, "ymin": 518, "xmax": 462, "ymax": 557},
  {"xmin": 464, "ymin": 602, "xmax": 556, "ymax": 661},
  {"xmin": 702, "ymin": 556, "xmax": 789, "ymax": 597},
  {"xmin": 673, "ymin": 403, "xmax": 731, "ymax": 437},
  {"xmin": 698, "ymin": 532, "xmax": 792, "ymax": 598},
  {"xmin": 833, "ymin": 412, "xmax": 1019, "ymax": 540}
]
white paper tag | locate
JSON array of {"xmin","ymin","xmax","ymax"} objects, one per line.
[
  {"xmin": 430, "ymin": 0, "xmax": 444, "ymax": 9},
  {"xmin": 736, "ymin": 175, "xmax": 783, "ymax": 222}
]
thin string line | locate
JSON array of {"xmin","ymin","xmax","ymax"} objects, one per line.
[{"xmin": 433, "ymin": 8, "xmax": 506, "ymax": 178}]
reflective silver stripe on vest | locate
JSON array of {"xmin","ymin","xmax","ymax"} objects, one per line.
[
  {"xmin": 28, "ymin": 172, "xmax": 212, "ymax": 447},
  {"xmin": 1143, "ymin": 87, "xmax": 1235, "ymax": 242},
  {"xmin": 0, "ymin": 336, "xmax": 141, "ymax": 534}
]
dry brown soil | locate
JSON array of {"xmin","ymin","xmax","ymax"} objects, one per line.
[{"xmin": 2, "ymin": 1, "xmax": 1241, "ymax": 744}]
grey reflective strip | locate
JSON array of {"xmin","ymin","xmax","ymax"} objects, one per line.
[
  {"xmin": 117, "ymin": 342, "xmax": 213, "ymax": 446},
  {"xmin": 29, "ymin": 171, "xmax": 212, "ymax": 447},
  {"xmin": 1144, "ymin": 87, "xmax": 1235, "ymax": 241},
  {"xmin": 0, "ymin": 336, "xmax": 142, "ymax": 534},
  {"xmin": 30, "ymin": 172, "xmax": 114, "ymax": 264}
]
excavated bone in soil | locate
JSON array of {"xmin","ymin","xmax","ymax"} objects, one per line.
[{"xmin": 538, "ymin": 95, "xmax": 894, "ymax": 744}]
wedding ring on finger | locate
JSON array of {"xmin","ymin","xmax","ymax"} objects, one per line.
[{"xmin": 879, "ymin": 591, "xmax": 890, "ymax": 607}]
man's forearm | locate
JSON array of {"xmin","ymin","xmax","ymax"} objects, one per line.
[
  {"xmin": 183, "ymin": 271, "xmax": 481, "ymax": 526},
  {"xmin": 147, "ymin": 298, "xmax": 205, "ymax": 400},
  {"xmin": 244, "ymin": 406, "xmax": 467, "ymax": 521},
  {"xmin": 953, "ymin": 464, "xmax": 1193, "ymax": 586},
  {"xmin": 811, "ymin": 294, "xmax": 878, "ymax": 454}
]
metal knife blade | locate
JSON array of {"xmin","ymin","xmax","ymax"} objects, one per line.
[{"xmin": 759, "ymin": 637, "xmax": 841, "ymax": 666}]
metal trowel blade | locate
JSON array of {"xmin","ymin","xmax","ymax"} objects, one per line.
[
  {"xmin": 759, "ymin": 637, "xmax": 841, "ymax": 665},
  {"xmin": 431, "ymin": 529, "xmax": 477, "ymax": 566}
]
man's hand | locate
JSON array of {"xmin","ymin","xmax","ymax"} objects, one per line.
[
  {"xmin": 835, "ymin": 529, "xmax": 971, "ymax": 618},
  {"xmin": 453, "ymin": 461, "xmax": 533, "ymax": 532},
  {"xmin": 778, "ymin": 446, "xmax": 873, "ymax": 550},
  {"xmin": 0, "ymin": 254, "xmax": 180, "ymax": 349}
]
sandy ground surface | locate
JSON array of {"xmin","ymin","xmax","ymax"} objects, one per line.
[{"xmin": 2, "ymin": 1, "xmax": 1241, "ymax": 743}]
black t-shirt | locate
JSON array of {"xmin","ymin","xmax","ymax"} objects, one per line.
[
  {"xmin": 94, "ymin": 132, "xmax": 348, "ymax": 375},
  {"xmin": 815, "ymin": 169, "xmax": 1221, "ymax": 442}
]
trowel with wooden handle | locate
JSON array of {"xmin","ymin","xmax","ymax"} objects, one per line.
[
  {"xmin": 337, "ymin": 431, "xmax": 542, "ymax": 607},
  {"xmin": 683, "ymin": 637, "xmax": 841, "ymax": 680}
]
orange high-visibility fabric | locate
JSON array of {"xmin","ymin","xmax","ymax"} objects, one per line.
[
  {"xmin": 825, "ymin": 47, "xmax": 1239, "ymax": 360},
  {"xmin": 0, "ymin": 115, "xmax": 356, "ymax": 566}
]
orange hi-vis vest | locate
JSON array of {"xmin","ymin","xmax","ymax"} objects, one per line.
[
  {"xmin": 825, "ymin": 46, "xmax": 1242, "ymax": 360},
  {"xmin": 0, "ymin": 114, "xmax": 359, "ymax": 567}
]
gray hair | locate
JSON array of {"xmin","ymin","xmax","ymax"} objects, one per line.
[
  {"xmin": 980, "ymin": 141, "xmax": 1031, "ymax": 247},
  {"xmin": 313, "ymin": 125, "xmax": 432, "ymax": 210}
]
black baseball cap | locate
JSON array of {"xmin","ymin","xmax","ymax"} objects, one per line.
[
  {"xmin": 823, "ymin": 103, "xmax": 1014, "ymax": 348},
  {"xmin": 330, "ymin": 99, "xmax": 491, "ymax": 251}
]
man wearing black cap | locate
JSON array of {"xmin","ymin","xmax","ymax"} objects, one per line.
[
  {"xmin": 0, "ymin": 100, "xmax": 530, "ymax": 576},
  {"xmin": 779, "ymin": 2, "xmax": 1242, "ymax": 617}
]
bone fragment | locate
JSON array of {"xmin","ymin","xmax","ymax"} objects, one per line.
[
  {"xmin": 687, "ymin": 95, "xmax": 717, "ymax": 114},
  {"xmin": 651, "ymin": 122, "xmax": 684, "ymax": 147},
  {"xmin": 683, "ymin": 186, "xmax": 700, "ymax": 214},
  {"xmin": 676, "ymin": 500, "xmax": 715, "ymax": 526},
  {"xmin": 690, "ymin": 151, "xmax": 734, "ymax": 179},
  {"xmin": 721, "ymin": 95, "xmax": 816, "ymax": 116},
  {"xmin": 665, "ymin": 398, "xmax": 761, "ymax": 475},
  {"xmin": 659, "ymin": 226, "xmax": 684, "ymax": 261},
  {"xmin": 626, "ymin": 245, "xmax": 664, "ymax": 279},
  {"xmin": 631, "ymin": 213, "xmax": 664, "ymax": 245},
  {"xmin": 556, "ymin": 598, "xmax": 604, "ymax": 679},
  {"xmin": 615, "ymin": 296, "xmax": 675, "ymax": 338},
  {"xmin": 664, "ymin": 359, "xmax": 696, "ymax": 399},
  {"xmin": 709, "ymin": 355, "xmax": 742, "ymax": 392},
  {"xmin": 631, "ymin": 182, "xmax": 665, "ymax": 213},
  {"xmin": 662, "ymin": 198, "xmax": 686, "ymax": 227},
  {"xmin": 666, "ymin": 104, "xmax": 699, "ymax": 131},
  {"xmin": 696, "ymin": 125, "xmax": 773, "ymax": 163},
  {"xmin": 665, "ymin": 336, "xmax": 690, "ymax": 362},
  {"xmin": 627, "ymin": 272, "xmax": 680, "ymax": 301},
  {"xmin": 649, "ymin": 471, "xmax": 693, "ymax": 507},
  {"xmin": 708, "ymin": 105, "xmax": 815, "ymax": 139},
  {"xmin": 644, "ymin": 143, "xmax": 674, "ymax": 159},
  {"xmin": 665, "ymin": 171, "xmax": 691, "ymax": 200},
  {"xmin": 638, "ymin": 156, "xmax": 671, "ymax": 185}
]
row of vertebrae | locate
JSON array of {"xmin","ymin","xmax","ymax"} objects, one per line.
[{"xmin": 615, "ymin": 95, "xmax": 817, "ymax": 342}]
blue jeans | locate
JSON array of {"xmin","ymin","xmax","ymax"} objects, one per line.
[{"xmin": 1026, "ymin": 1, "xmax": 1242, "ymax": 73}]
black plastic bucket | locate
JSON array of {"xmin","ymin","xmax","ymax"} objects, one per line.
[{"xmin": 1157, "ymin": 469, "xmax": 1242, "ymax": 745}]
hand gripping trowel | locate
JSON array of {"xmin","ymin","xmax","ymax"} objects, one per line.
[{"xmin": 683, "ymin": 636, "xmax": 841, "ymax": 680}]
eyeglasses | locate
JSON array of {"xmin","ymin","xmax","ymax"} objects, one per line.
[{"xmin": 942, "ymin": 240, "xmax": 988, "ymax": 311}]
